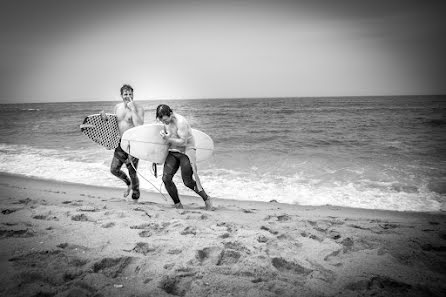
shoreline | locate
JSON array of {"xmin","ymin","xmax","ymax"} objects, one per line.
[
  {"xmin": 1, "ymin": 172, "xmax": 445, "ymax": 296},
  {"xmin": 1, "ymin": 172, "xmax": 443, "ymax": 215}
]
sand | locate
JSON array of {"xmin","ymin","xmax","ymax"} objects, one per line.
[{"xmin": 0, "ymin": 172, "xmax": 445, "ymax": 297}]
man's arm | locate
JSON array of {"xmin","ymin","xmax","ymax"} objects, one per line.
[
  {"xmin": 162, "ymin": 120, "xmax": 188, "ymax": 146},
  {"xmin": 134, "ymin": 105, "xmax": 144, "ymax": 126},
  {"xmin": 128, "ymin": 102, "xmax": 144, "ymax": 126}
]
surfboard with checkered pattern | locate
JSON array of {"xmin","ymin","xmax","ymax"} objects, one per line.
[{"xmin": 80, "ymin": 114, "xmax": 120, "ymax": 150}]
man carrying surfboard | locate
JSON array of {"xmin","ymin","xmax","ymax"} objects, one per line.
[
  {"xmin": 100, "ymin": 84, "xmax": 145, "ymax": 200},
  {"xmin": 156, "ymin": 104, "xmax": 213, "ymax": 210}
]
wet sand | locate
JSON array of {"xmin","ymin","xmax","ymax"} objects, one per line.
[{"xmin": 0, "ymin": 173, "xmax": 445, "ymax": 297}]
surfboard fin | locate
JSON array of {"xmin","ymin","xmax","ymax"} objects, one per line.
[{"xmin": 152, "ymin": 163, "xmax": 157, "ymax": 178}]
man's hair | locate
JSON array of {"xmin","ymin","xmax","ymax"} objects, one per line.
[
  {"xmin": 156, "ymin": 104, "xmax": 172, "ymax": 119},
  {"xmin": 120, "ymin": 84, "xmax": 134, "ymax": 95}
]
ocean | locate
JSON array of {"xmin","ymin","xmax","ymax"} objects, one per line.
[{"xmin": 1, "ymin": 96, "xmax": 445, "ymax": 212}]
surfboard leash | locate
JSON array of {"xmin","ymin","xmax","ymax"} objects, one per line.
[{"xmin": 126, "ymin": 143, "xmax": 169, "ymax": 202}]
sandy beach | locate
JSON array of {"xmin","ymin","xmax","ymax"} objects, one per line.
[{"xmin": 0, "ymin": 172, "xmax": 445, "ymax": 297}]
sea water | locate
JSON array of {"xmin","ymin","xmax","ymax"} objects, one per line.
[{"xmin": 1, "ymin": 96, "xmax": 445, "ymax": 212}]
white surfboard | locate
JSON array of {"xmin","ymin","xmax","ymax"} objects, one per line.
[
  {"xmin": 80, "ymin": 114, "xmax": 120, "ymax": 150},
  {"xmin": 120, "ymin": 124, "xmax": 214, "ymax": 163}
]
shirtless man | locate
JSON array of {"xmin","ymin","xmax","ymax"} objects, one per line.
[
  {"xmin": 156, "ymin": 104, "xmax": 212, "ymax": 210},
  {"xmin": 101, "ymin": 84, "xmax": 144, "ymax": 200}
]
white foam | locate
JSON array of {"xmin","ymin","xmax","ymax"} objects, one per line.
[
  {"xmin": 198, "ymin": 169, "xmax": 443, "ymax": 212},
  {"xmin": 0, "ymin": 144, "xmax": 443, "ymax": 212}
]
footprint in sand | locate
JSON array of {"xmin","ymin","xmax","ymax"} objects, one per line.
[
  {"xmin": 130, "ymin": 223, "xmax": 152, "ymax": 229},
  {"xmin": 217, "ymin": 249, "xmax": 242, "ymax": 266},
  {"xmin": 271, "ymin": 257, "xmax": 313, "ymax": 275},
  {"xmin": 0, "ymin": 228, "xmax": 35, "ymax": 238},
  {"xmin": 2, "ymin": 208, "xmax": 20, "ymax": 214},
  {"xmin": 159, "ymin": 272, "xmax": 197, "ymax": 296},
  {"xmin": 277, "ymin": 214, "xmax": 292, "ymax": 221},
  {"xmin": 164, "ymin": 263, "xmax": 175, "ymax": 270},
  {"xmin": 101, "ymin": 222, "xmax": 115, "ymax": 228},
  {"xmin": 420, "ymin": 243, "xmax": 446, "ymax": 252},
  {"xmin": 69, "ymin": 201, "xmax": 84, "ymax": 207},
  {"xmin": 300, "ymin": 230, "xmax": 321, "ymax": 242},
  {"xmin": 307, "ymin": 220, "xmax": 331, "ymax": 232},
  {"xmin": 13, "ymin": 198, "xmax": 33, "ymax": 205},
  {"xmin": 180, "ymin": 210, "xmax": 207, "ymax": 219},
  {"xmin": 71, "ymin": 214, "xmax": 94, "ymax": 222},
  {"xmin": 194, "ymin": 246, "xmax": 222, "ymax": 266},
  {"xmin": 78, "ymin": 206, "xmax": 97, "ymax": 212},
  {"xmin": 340, "ymin": 237, "xmax": 354, "ymax": 252},
  {"xmin": 181, "ymin": 226, "xmax": 197, "ymax": 235},
  {"xmin": 138, "ymin": 230, "xmax": 152, "ymax": 237},
  {"xmin": 302, "ymin": 220, "xmax": 347, "ymax": 242},
  {"xmin": 9, "ymin": 249, "xmax": 65, "ymax": 266},
  {"xmin": 242, "ymin": 208, "xmax": 255, "ymax": 213},
  {"xmin": 32, "ymin": 214, "xmax": 59, "ymax": 221},
  {"xmin": 261, "ymin": 225, "xmax": 279, "ymax": 235},
  {"xmin": 193, "ymin": 242, "xmax": 250, "ymax": 266},
  {"xmin": 378, "ymin": 223, "xmax": 400, "ymax": 230},
  {"xmin": 130, "ymin": 222, "xmax": 171, "ymax": 234},
  {"xmin": 7, "ymin": 248, "xmax": 93, "ymax": 294},
  {"xmin": 343, "ymin": 275, "xmax": 431, "ymax": 296},
  {"xmin": 276, "ymin": 233, "xmax": 291, "ymax": 240},
  {"xmin": 216, "ymin": 222, "xmax": 238, "ymax": 233},
  {"xmin": 168, "ymin": 249, "xmax": 183, "ymax": 255},
  {"xmin": 323, "ymin": 249, "xmax": 343, "ymax": 266},
  {"xmin": 124, "ymin": 242, "xmax": 157, "ymax": 255},
  {"xmin": 328, "ymin": 230, "xmax": 342, "ymax": 240},
  {"xmin": 219, "ymin": 233, "xmax": 231, "ymax": 239},
  {"xmin": 258, "ymin": 235, "xmax": 269, "ymax": 243},
  {"xmin": 223, "ymin": 241, "xmax": 251, "ymax": 256},
  {"xmin": 133, "ymin": 207, "xmax": 152, "ymax": 217},
  {"xmin": 347, "ymin": 223, "xmax": 391, "ymax": 234},
  {"xmin": 57, "ymin": 242, "xmax": 90, "ymax": 252},
  {"xmin": 92, "ymin": 256, "xmax": 134, "ymax": 278}
]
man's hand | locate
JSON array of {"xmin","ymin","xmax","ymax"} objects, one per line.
[
  {"xmin": 160, "ymin": 130, "xmax": 170, "ymax": 140},
  {"xmin": 127, "ymin": 101, "xmax": 136, "ymax": 112},
  {"xmin": 100, "ymin": 110, "xmax": 108, "ymax": 121}
]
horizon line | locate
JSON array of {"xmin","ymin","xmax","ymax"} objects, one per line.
[{"xmin": 1, "ymin": 94, "xmax": 445, "ymax": 104}]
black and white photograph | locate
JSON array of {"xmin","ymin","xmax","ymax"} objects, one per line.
[{"xmin": 0, "ymin": 0, "xmax": 445, "ymax": 296}]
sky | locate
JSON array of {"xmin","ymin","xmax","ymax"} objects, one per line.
[{"xmin": 0, "ymin": 0, "xmax": 445, "ymax": 103}]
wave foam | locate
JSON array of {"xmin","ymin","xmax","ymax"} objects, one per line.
[{"xmin": 0, "ymin": 144, "xmax": 443, "ymax": 212}]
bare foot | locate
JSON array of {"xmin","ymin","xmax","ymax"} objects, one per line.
[
  {"xmin": 123, "ymin": 184, "xmax": 132, "ymax": 197},
  {"xmin": 204, "ymin": 198, "xmax": 215, "ymax": 211},
  {"xmin": 174, "ymin": 202, "xmax": 184, "ymax": 209}
]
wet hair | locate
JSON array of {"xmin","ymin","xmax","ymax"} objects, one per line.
[
  {"xmin": 156, "ymin": 104, "xmax": 173, "ymax": 119},
  {"xmin": 120, "ymin": 84, "xmax": 134, "ymax": 95}
]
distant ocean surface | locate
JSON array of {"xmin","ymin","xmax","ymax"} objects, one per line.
[{"xmin": 1, "ymin": 96, "xmax": 445, "ymax": 212}]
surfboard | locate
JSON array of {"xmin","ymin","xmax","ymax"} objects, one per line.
[
  {"xmin": 80, "ymin": 113, "xmax": 121, "ymax": 150},
  {"xmin": 120, "ymin": 124, "xmax": 214, "ymax": 163}
]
